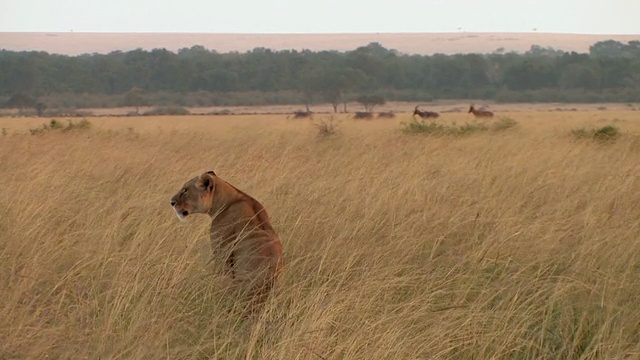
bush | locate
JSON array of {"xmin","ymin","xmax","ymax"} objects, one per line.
[
  {"xmin": 593, "ymin": 125, "xmax": 620, "ymax": 140},
  {"xmin": 402, "ymin": 121, "xmax": 486, "ymax": 135},
  {"xmin": 402, "ymin": 121, "xmax": 446, "ymax": 135},
  {"xmin": 312, "ymin": 116, "xmax": 340, "ymax": 138},
  {"xmin": 456, "ymin": 122, "xmax": 489, "ymax": 134},
  {"xmin": 572, "ymin": 125, "xmax": 620, "ymax": 141},
  {"xmin": 571, "ymin": 128, "xmax": 590, "ymax": 138},
  {"xmin": 29, "ymin": 119, "xmax": 92, "ymax": 135},
  {"xmin": 402, "ymin": 117, "xmax": 517, "ymax": 136},
  {"xmin": 490, "ymin": 117, "xmax": 518, "ymax": 131},
  {"xmin": 63, "ymin": 118, "xmax": 92, "ymax": 131}
]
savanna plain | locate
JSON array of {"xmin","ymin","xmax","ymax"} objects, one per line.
[{"xmin": 1, "ymin": 107, "xmax": 640, "ymax": 359}]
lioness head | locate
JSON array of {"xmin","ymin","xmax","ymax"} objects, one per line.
[{"xmin": 170, "ymin": 170, "xmax": 216, "ymax": 221}]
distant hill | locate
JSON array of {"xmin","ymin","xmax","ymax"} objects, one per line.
[{"xmin": 1, "ymin": 32, "xmax": 639, "ymax": 56}]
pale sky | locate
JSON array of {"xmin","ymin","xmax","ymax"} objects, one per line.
[{"xmin": 1, "ymin": 0, "xmax": 639, "ymax": 34}]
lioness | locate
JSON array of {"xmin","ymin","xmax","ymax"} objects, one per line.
[{"xmin": 170, "ymin": 170, "xmax": 283, "ymax": 308}]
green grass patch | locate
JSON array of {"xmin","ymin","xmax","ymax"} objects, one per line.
[
  {"xmin": 572, "ymin": 125, "xmax": 620, "ymax": 141},
  {"xmin": 402, "ymin": 116, "xmax": 517, "ymax": 136},
  {"xmin": 29, "ymin": 119, "xmax": 92, "ymax": 135}
]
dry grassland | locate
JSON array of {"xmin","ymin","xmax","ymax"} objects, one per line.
[{"xmin": 1, "ymin": 109, "xmax": 640, "ymax": 359}]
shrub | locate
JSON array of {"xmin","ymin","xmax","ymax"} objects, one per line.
[
  {"xmin": 571, "ymin": 125, "xmax": 620, "ymax": 141},
  {"xmin": 29, "ymin": 119, "xmax": 92, "ymax": 135},
  {"xmin": 593, "ymin": 125, "xmax": 620, "ymax": 140},
  {"xmin": 402, "ymin": 120, "xmax": 485, "ymax": 135},
  {"xmin": 401, "ymin": 120, "xmax": 445, "ymax": 135},
  {"xmin": 490, "ymin": 117, "xmax": 518, "ymax": 131},
  {"xmin": 63, "ymin": 119, "xmax": 92, "ymax": 131},
  {"xmin": 456, "ymin": 122, "xmax": 489, "ymax": 135},
  {"xmin": 313, "ymin": 116, "xmax": 340, "ymax": 138},
  {"xmin": 571, "ymin": 128, "xmax": 590, "ymax": 138},
  {"xmin": 402, "ymin": 117, "xmax": 517, "ymax": 136}
]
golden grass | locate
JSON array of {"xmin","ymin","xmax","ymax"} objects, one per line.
[{"xmin": 1, "ymin": 110, "xmax": 640, "ymax": 359}]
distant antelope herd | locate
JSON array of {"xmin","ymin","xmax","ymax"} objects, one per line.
[{"xmin": 288, "ymin": 104, "xmax": 495, "ymax": 119}]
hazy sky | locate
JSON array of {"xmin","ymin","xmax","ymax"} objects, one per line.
[{"xmin": 1, "ymin": 0, "xmax": 639, "ymax": 34}]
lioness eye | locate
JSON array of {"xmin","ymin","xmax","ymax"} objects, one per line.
[{"xmin": 182, "ymin": 188, "xmax": 188, "ymax": 194}]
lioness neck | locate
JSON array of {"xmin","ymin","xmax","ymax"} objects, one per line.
[{"xmin": 207, "ymin": 177, "xmax": 244, "ymax": 217}]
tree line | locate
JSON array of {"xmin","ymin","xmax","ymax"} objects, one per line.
[{"xmin": 1, "ymin": 39, "xmax": 640, "ymax": 110}]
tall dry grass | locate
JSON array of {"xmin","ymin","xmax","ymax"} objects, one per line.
[{"xmin": 1, "ymin": 111, "xmax": 640, "ymax": 359}]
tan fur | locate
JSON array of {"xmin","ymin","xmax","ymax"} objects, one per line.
[
  {"xmin": 468, "ymin": 105, "xmax": 494, "ymax": 118},
  {"xmin": 170, "ymin": 171, "xmax": 283, "ymax": 309}
]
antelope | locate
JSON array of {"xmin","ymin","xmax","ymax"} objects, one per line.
[
  {"xmin": 377, "ymin": 111, "xmax": 395, "ymax": 119},
  {"xmin": 291, "ymin": 110, "xmax": 313, "ymax": 119},
  {"xmin": 413, "ymin": 105, "xmax": 439, "ymax": 119},
  {"xmin": 468, "ymin": 105, "xmax": 494, "ymax": 118},
  {"xmin": 353, "ymin": 111, "xmax": 373, "ymax": 119}
]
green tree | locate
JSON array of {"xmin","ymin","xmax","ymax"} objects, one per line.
[
  {"xmin": 590, "ymin": 40, "xmax": 628, "ymax": 57},
  {"xmin": 0, "ymin": 41, "xmax": 639, "ymax": 105},
  {"xmin": 123, "ymin": 87, "xmax": 146, "ymax": 114},
  {"xmin": 503, "ymin": 58, "xmax": 556, "ymax": 90},
  {"xmin": 559, "ymin": 64, "xmax": 602, "ymax": 90},
  {"xmin": 315, "ymin": 67, "xmax": 366, "ymax": 113},
  {"xmin": 35, "ymin": 102, "xmax": 47, "ymax": 116},
  {"xmin": 356, "ymin": 94, "xmax": 385, "ymax": 112},
  {"xmin": 202, "ymin": 69, "xmax": 239, "ymax": 92},
  {"xmin": 3, "ymin": 93, "xmax": 37, "ymax": 110}
]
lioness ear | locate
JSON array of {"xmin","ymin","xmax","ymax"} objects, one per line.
[
  {"xmin": 199, "ymin": 172, "xmax": 214, "ymax": 192},
  {"xmin": 206, "ymin": 170, "xmax": 216, "ymax": 176}
]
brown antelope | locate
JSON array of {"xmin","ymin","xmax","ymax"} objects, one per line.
[
  {"xmin": 291, "ymin": 110, "xmax": 313, "ymax": 119},
  {"xmin": 353, "ymin": 111, "xmax": 373, "ymax": 120},
  {"xmin": 377, "ymin": 111, "xmax": 395, "ymax": 119},
  {"xmin": 468, "ymin": 105, "xmax": 494, "ymax": 118},
  {"xmin": 413, "ymin": 105, "xmax": 439, "ymax": 119}
]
